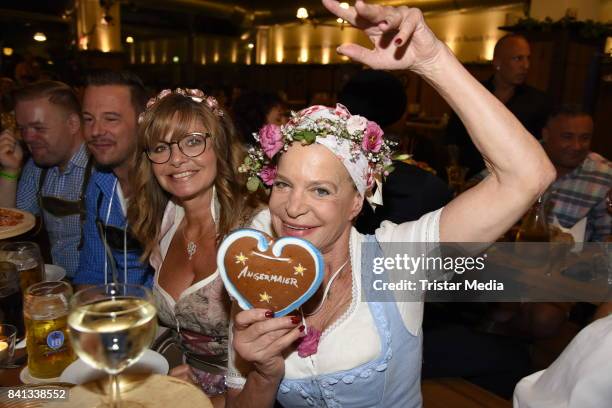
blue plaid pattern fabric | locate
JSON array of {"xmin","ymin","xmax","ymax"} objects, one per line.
[
  {"xmin": 543, "ymin": 152, "xmax": 611, "ymax": 242},
  {"xmin": 16, "ymin": 144, "xmax": 89, "ymax": 278},
  {"xmin": 73, "ymin": 170, "xmax": 153, "ymax": 286}
]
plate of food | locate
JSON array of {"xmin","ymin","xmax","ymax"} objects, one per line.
[{"xmin": 0, "ymin": 207, "xmax": 35, "ymax": 240}]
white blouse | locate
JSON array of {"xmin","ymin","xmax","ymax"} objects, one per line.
[
  {"xmin": 227, "ymin": 208, "xmax": 442, "ymax": 387},
  {"xmin": 514, "ymin": 315, "xmax": 612, "ymax": 408}
]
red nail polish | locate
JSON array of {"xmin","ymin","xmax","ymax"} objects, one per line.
[
  {"xmin": 299, "ymin": 325, "xmax": 305, "ymax": 332},
  {"xmin": 265, "ymin": 310, "xmax": 274, "ymax": 318},
  {"xmin": 291, "ymin": 316, "xmax": 301, "ymax": 325},
  {"xmin": 395, "ymin": 38, "xmax": 402, "ymax": 45}
]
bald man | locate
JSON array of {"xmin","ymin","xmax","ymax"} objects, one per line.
[{"xmin": 446, "ymin": 34, "xmax": 551, "ymax": 178}]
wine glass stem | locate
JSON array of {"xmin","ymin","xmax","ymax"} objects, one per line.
[{"xmin": 109, "ymin": 373, "xmax": 121, "ymax": 408}]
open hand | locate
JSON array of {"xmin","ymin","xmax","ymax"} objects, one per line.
[
  {"xmin": 232, "ymin": 309, "xmax": 303, "ymax": 382},
  {"xmin": 322, "ymin": 0, "xmax": 445, "ymax": 73},
  {"xmin": 0, "ymin": 130, "xmax": 23, "ymax": 172}
]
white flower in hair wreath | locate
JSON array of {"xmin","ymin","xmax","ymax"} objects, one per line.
[
  {"xmin": 137, "ymin": 88, "xmax": 224, "ymax": 124},
  {"xmin": 239, "ymin": 104, "xmax": 397, "ymax": 193}
]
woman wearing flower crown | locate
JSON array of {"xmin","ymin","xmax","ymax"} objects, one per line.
[
  {"xmin": 126, "ymin": 88, "xmax": 271, "ymax": 397},
  {"xmin": 225, "ymin": 1, "xmax": 556, "ymax": 407}
]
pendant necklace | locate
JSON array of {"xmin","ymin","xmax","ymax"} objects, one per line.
[{"xmin": 181, "ymin": 222, "xmax": 208, "ymax": 260}]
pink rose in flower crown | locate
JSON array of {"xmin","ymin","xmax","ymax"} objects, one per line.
[
  {"xmin": 259, "ymin": 164, "xmax": 277, "ymax": 186},
  {"xmin": 362, "ymin": 121, "xmax": 384, "ymax": 153},
  {"xmin": 259, "ymin": 124, "xmax": 284, "ymax": 159}
]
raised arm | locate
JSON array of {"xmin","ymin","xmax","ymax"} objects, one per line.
[{"xmin": 323, "ymin": 0, "xmax": 556, "ymax": 242}]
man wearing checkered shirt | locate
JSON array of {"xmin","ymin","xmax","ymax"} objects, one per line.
[
  {"xmin": 0, "ymin": 81, "xmax": 91, "ymax": 279},
  {"xmin": 471, "ymin": 105, "xmax": 611, "ymax": 242}
]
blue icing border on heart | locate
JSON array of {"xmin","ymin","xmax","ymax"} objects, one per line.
[{"xmin": 217, "ymin": 228, "xmax": 324, "ymax": 317}]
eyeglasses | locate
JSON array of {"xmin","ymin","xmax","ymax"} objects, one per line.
[{"xmin": 145, "ymin": 132, "xmax": 210, "ymax": 164}]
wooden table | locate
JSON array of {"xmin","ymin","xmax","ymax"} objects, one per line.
[
  {"xmin": 422, "ymin": 378, "xmax": 512, "ymax": 407},
  {"xmin": 485, "ymin": 243, "xmax": 610, "ymax": 303},
  {"xmin": 3, "ymin": 357, "xmax": 512, "ymax": 407}
]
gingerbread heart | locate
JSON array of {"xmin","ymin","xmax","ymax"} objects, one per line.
[{"xmin": 217, "ymin": 229, "xmax": 324, "ymax": 317}]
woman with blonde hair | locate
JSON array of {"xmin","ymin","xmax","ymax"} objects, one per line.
[
  {"xmin": 127, "ymin": 88, "xmax": 270, "ymax": 397},
  {"xmin": 225, "ymin": 1, "xmax": 556, "ymax": 407}
]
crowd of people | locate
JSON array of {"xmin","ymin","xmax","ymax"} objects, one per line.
[{"xmin": 0, "ymin": 1, "xmax": 610, "ymax": 407}]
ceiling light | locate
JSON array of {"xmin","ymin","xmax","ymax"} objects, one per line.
[
  {"xmin": 337, "ymin": 18, "xmax": 345, "ymax": 24},
  {"xmin": 296, "ymin": 7, "xmax": 309, "ymax": 20},
  {"xmin": 33, "ymin": 32, "xmax": 46, "ymax": 42},
  {"xmin": 247, "ymin": 43, "xmax": 254, "ymax": 49},
  {"xmin": 339, "ymin": 2, "xmax": 349, "ymax": 9},
  {"xmin": 126, "ymin": 36, "xmax": 134, "ymax": 44},
  {"xmin": 172, "ymin": 56, "xmax": 179, "ymax": 63},
  {"xmin": 3, "ymin": 47, "xmax": 13, "ymax": 56}
]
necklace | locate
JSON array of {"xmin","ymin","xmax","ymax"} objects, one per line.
[
  {"xmin": 304, "ymin": 258, "xmax": 350, "ymax": 316},
  {"xmin": 297, "ymin": 257, "xmax": 350, "ymax": 358},
  {"xmin": 181, "ymin": 223, "xmax": 208, "ymax": 260}
]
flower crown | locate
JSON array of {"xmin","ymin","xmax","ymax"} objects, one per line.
[
  {"xmin": 239, "ymin": 104, "xmax": 396, "ymax": 193},
  {"xmin": 138, "ymin": 88, "xmax": 223, "ymax": 124}
]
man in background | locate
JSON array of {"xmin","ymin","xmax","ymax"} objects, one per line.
[
  {"xmin": 446, "ymin": 34, "xmax": 551, "ymax": 178},
  {"xmin": 0, "ymin": 81, "xmax": 90, "ymax": 279}
]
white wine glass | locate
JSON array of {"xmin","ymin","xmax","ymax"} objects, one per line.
[{"xmin": 68, "ymin": 284, "xmax": 157, "ymax": 408}]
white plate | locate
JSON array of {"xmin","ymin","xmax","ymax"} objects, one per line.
[
  {"xmin": 60, "ymin": 349, "xmax": 169, "ymax": 385},
  {"xmin": 44, "ymin": 264, "xmax": 66, "ymax": 281}
]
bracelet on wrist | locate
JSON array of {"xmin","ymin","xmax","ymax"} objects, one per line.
[{"xmin": 0, "ymin": 170, "xmax": 20, "ymax": 180}]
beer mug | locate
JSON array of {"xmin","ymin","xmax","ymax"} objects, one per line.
[
  {"xmin": 24, "ymin": 281, "xmax": 75, "ymax": 379},
  {"xmin": 0, "ymin": 261, "xmax": 25, "ymax": 340},
  {"xmin": 0, "ymin": 241, "xmax": 45, "ymax": 292},
  {"xmin": 1, "ymin": 242, "xmax": 44, "ymax": 290}
]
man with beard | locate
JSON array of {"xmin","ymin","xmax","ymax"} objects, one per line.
[{"xmin": 73, "ymin": 71, "xmax": 152, "ymax": 286}]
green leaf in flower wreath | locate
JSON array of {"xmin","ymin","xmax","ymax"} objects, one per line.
[
  {"xmin": 302, "ymin": 130, "xmax": 316, "ymax": 144},
  {"xmin": 293, "ymin": 130, "xmax": 317, "ymax": 145},
  {"xmin": 392, "ymin": 153, "xmax": 411, "ymax": 161},
  {"xmin": 385, "ymin": 165, "xmax": 395, "ymax": 175},
  {"xmin": 244, "ymin": 156, "xmax": 252, "ymax": 166},
  {"xmin": 246, "ymin": 176, "xmax": 261, "ymax": 192}
]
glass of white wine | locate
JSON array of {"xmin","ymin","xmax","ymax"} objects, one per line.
[{"xmin": 68, "ymin": 284, "xmax": 157, "ymax": 408}]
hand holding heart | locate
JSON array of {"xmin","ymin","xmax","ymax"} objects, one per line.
[
  {"xmin": 219, "ymin": 229, "xmax": 324, "ymax": 381},
  {"xmin": 217, "ymin": 229, "xmax": 324, "ymax": 317},
  {"xmin": 232, "ymin": 308, "xmax": 303, "ymax": 383}
]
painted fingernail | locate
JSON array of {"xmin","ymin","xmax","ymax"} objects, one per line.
[
  {"xmin": 265, "ymin": 310, "xmax": 274, "ymax": 318},
  {"xmin": 395, "ymin": 38, "xmax": 402, "ymax": 46},
  {"xmin": 291, "ymin": 316, "xmax": 301, "ymax": 325},
  {"xmin": 299, "ymin": 325, "xmax": 305, "ymax": 332}
]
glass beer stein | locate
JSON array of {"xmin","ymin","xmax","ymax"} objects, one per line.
[
  {"xmin": 1, "ymin": 241, "xmax": 45, "ymax": 292},
  {"xmin": 24, "ymin": 281, "xmax": 75, "ymax": 378}
]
